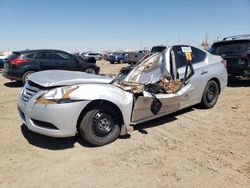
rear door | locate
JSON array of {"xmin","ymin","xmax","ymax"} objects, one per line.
[
  {"xmin": 172, "ymin": 46, "xmax": 208, "ymax": 106},
  {"xmin": 131, "ymin": 84, "xmax": 193, "ymax": 123},
  {"xmin": 35, "ymin": 51, "xmax": 63, "ymax": 70},
  {"xmin": 53, "ymin": 51, "xmax": 79, "ymax": 71}
]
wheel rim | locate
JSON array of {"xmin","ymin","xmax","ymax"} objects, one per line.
[
  {"xmin": 206, "ymin": 84, "xmax": 217, "ymax": 103},
  {"xmin": 92, "ymin": 112, "xmax": 114, "ymax": 137},
  {"xmin": 25, "ymin": 73, "xmax": 31, "ymax": 82},
  {"xmin": 23, "ymin": 72, "xmax": 34, "ymax": 83}
]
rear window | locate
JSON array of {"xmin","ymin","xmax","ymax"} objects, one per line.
[
  {"xmin": 211, "ymin": 41, "xmax": 250, "ymax": 55},
  {"xmin": 6, "ymin": 52, "xmax": 20, "ymax": 60},
  {"xmin": 173, "ymin": 46, "xmax": 206, "ymax": 68}
]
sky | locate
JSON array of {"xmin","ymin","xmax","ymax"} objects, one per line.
[{"xmin": 0, "ymin": 0, "xmax": 250, "ymax": 52}]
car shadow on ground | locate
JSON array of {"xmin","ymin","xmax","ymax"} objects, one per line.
[
  {"xmin": 20, "ymin": 124, "xmax": 96, "ymax": 150},
  {"xmin": 4, "ymin": 81, "xmax": 23, "ymax": 88},
  {"xmin": 227, "ymin": 77, "xmax": 250, "ymax": 87},
  {"xmin": 134, "ymin": 107, "xmax": 194, "ymax": 134},
  {"xmin": 20, "ymin": 108, "xmax": 194, "ymax": 149}
]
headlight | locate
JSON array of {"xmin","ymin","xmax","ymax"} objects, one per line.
[{"xmin": 35, "ymin": 85, "xmax": 79, "ymax": 104}]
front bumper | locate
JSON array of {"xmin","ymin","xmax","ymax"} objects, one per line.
[{"xmin": 17, "ymin": 92, "xmax": 90, "ymax": 137}]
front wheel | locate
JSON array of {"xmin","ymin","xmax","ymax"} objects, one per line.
[
  {"xmin": 85, "ymin": 67, "xmax": 96, "ymax": 74},
  {"xmin": 200, "ymin": 80, "xmax": 219, "ymax": 109},
  {"xmin": 79, "ymin": 106, "xmax": 121, "ymax": 146}
]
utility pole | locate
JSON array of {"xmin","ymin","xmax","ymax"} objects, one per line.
[{"xmin": 201, "ymin": 32, "xmax": 209, "ymax": 50}]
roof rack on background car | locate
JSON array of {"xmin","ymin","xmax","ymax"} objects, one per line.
[{"xmin": 223, "ymin": 34, "xmax": 250, "ymax": 41}]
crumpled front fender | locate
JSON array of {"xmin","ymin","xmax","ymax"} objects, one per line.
[{"xmin": 70, "ymin": 83, "xmax": 134, "ymax": 132}]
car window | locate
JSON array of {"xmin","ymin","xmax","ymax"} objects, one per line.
[
  {"xmin": 6, "ymin": 52, "xmax": 20, "ymax": 60},
  {"xmin": 54, "ymin": 52, "xmax": 75, "ymax": 61},
  {"xmin": 191, "ymin": 47, "xmax": 206, "ymax": 64},
  {"xmin": 36, "ymin": 52, "xmax": 54, "ymax": 60},
  {"xmin": 173, "ymin": 46, "xmax": 206, "ymax": 68},
  {"xmin": 24, "ymin": 53, "xmax": 36, "ymax": 59},
  {"xmin": 211, "ymin": 41, "xmax": 250, "ymax": 55}
]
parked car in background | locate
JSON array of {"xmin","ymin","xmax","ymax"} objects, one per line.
[
  {"xmin": 74, "ymin": 53, "xmax": 96, "ymax": 64},
  {"xmin": 0, "ymin": 52, "xmax": 11, "ymax": 69},
  {"xmin": 127, "ymin": 50, "xmax": 148, "ymax": 65},
  {"xmin": 2, "ymin": 49, "xmax": 100, "ymax": 84},
  {"xmin": 80, "ymin": 52, "xmax": 102, "ymax": 61},
  {"xmin": 210, "ymin": 34, "xmax": 250, "ymax": 78},
  {"xmin": 107, "ymin": 52, "xmax": 128, "ymax": 64},
  {"xmin": 103, "ymin": 52, "xmax": 112, "ymax": 61},
  {"xmin": 116, "ymin": 53, "xmax": 128, "ymax": 63},
  {"xmin": 17, "ymin": 45, "xmax": 227, "ymax": 146},
  {"xmin": 150, "ymin": 45, "xmax": 167, "ymax": 53},
  {"xmin": 0, "ymin": 58, "xmax": 5, "ymax": 69}
]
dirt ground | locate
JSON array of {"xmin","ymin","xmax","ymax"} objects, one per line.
[{"xmin": 0, "ymin": 60, "xmax": 250, "ymax": 188}]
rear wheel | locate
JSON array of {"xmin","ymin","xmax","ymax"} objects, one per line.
[
  {"xmin": 200, "ymin": 80, "xmax": 219, "ymax": 109},
  {"xmin": 79, "ymin": 105, "xmax": 121, "ymax": 146},
  {"xmin": 21, "ymin": 71, "xmax": 35, "ymax": 84}
]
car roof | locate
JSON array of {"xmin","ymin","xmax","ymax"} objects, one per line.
[
  {"xmin": 212, "ymin": 39, "xmax": 250, "ymax": 46},
  {"xmin": 13, "ymin": 49, "xmax": 68, "ymax": 54}
]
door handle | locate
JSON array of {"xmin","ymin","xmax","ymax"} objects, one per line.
[{"xmin": 201, "ymin": 70, "xmax": 208, "ymax": 75}]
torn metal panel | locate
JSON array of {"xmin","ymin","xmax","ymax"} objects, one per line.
[
  {"xmin": 114, "ymin": 46, "xmax": 197, "ymax": 95},
  {"xmin": 124, "ymin": 49, "xmax": 170, "ymax": 84}
]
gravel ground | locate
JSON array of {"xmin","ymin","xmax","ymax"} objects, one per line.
[{"xmin": 0, "ymin": 61, "xmax": 249, "ymax": 188}]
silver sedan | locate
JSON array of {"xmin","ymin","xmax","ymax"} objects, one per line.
[{"xmin": 17, "ymin": 45, "xmax": 227, "ymax": 146}]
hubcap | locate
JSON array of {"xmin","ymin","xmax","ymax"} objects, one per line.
[
  {"xmin": 206, "ymin": 84, "xmax": 216, "ymax": 103},
  {"xmin": 92, "ymin": 112, "xmax": 114, "ymax": 137}
]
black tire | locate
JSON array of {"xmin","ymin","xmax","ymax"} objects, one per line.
[
  {"xmin": 85, "ymin": 67, "xmax": 96, "ymax": 74},
  {"xmin": 79, "ymin": 105, "xmax": 121, "ymax": 146},
  {"xmin": 200, "ymin": 80, "xmax": 219, "ymax": 109},
  {"xmin": 22, "ymin": 71, "xmax": 35, "ymax": 84}
]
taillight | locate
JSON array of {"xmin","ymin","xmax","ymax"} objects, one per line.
[
  {"xmin": 221, "ymin": 59, "xmax": 227, "ymax": 68},
  {"xmin": 10, "ymin": 58, "xmax": 28, "ymax": 65}
]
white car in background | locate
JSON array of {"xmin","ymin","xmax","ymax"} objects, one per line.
[
  {"xmin": 17, "ymin": 45, "xmax": 227, "ymax": 146},
  {"xmin": 80, "ymin": 52, "xmax": 102, "ymax": 61},
  {"xmin": 0, "ymin": 52, "xmax": 11, "ymax": 69}
]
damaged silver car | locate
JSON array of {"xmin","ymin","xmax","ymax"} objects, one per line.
[{"xmin": 17, "ymin": 45, "xmax": 227, "ymax": 146}]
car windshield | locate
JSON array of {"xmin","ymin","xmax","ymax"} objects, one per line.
[
  {"xmin": 211, "ymin": 41, "xmax": 250, "ymax": 55},
  {"xmin": 123, "ymin": 52, "xmax": 168, "ymax": 84},
  {"xmin": 114, "ymin": 48, "xmax": 171, "ymax": 84}
]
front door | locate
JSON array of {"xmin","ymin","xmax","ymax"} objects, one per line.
[
  {"xmin": 131, "ymin": 83, "xmax": 193, "ymax": 123},
  {"xmin": 53, "ymin": 51, "xmax": 79, "ymax": 71}
]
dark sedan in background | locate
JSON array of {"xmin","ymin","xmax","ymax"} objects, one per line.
[{"xmin": 2, "ymin": 49, "xmax": 100, "ymax": 84}]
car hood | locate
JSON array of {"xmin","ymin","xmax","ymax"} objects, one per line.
[{"xmin": 28, "ymin": 70, "xmax": 113, "ymax": 87}]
